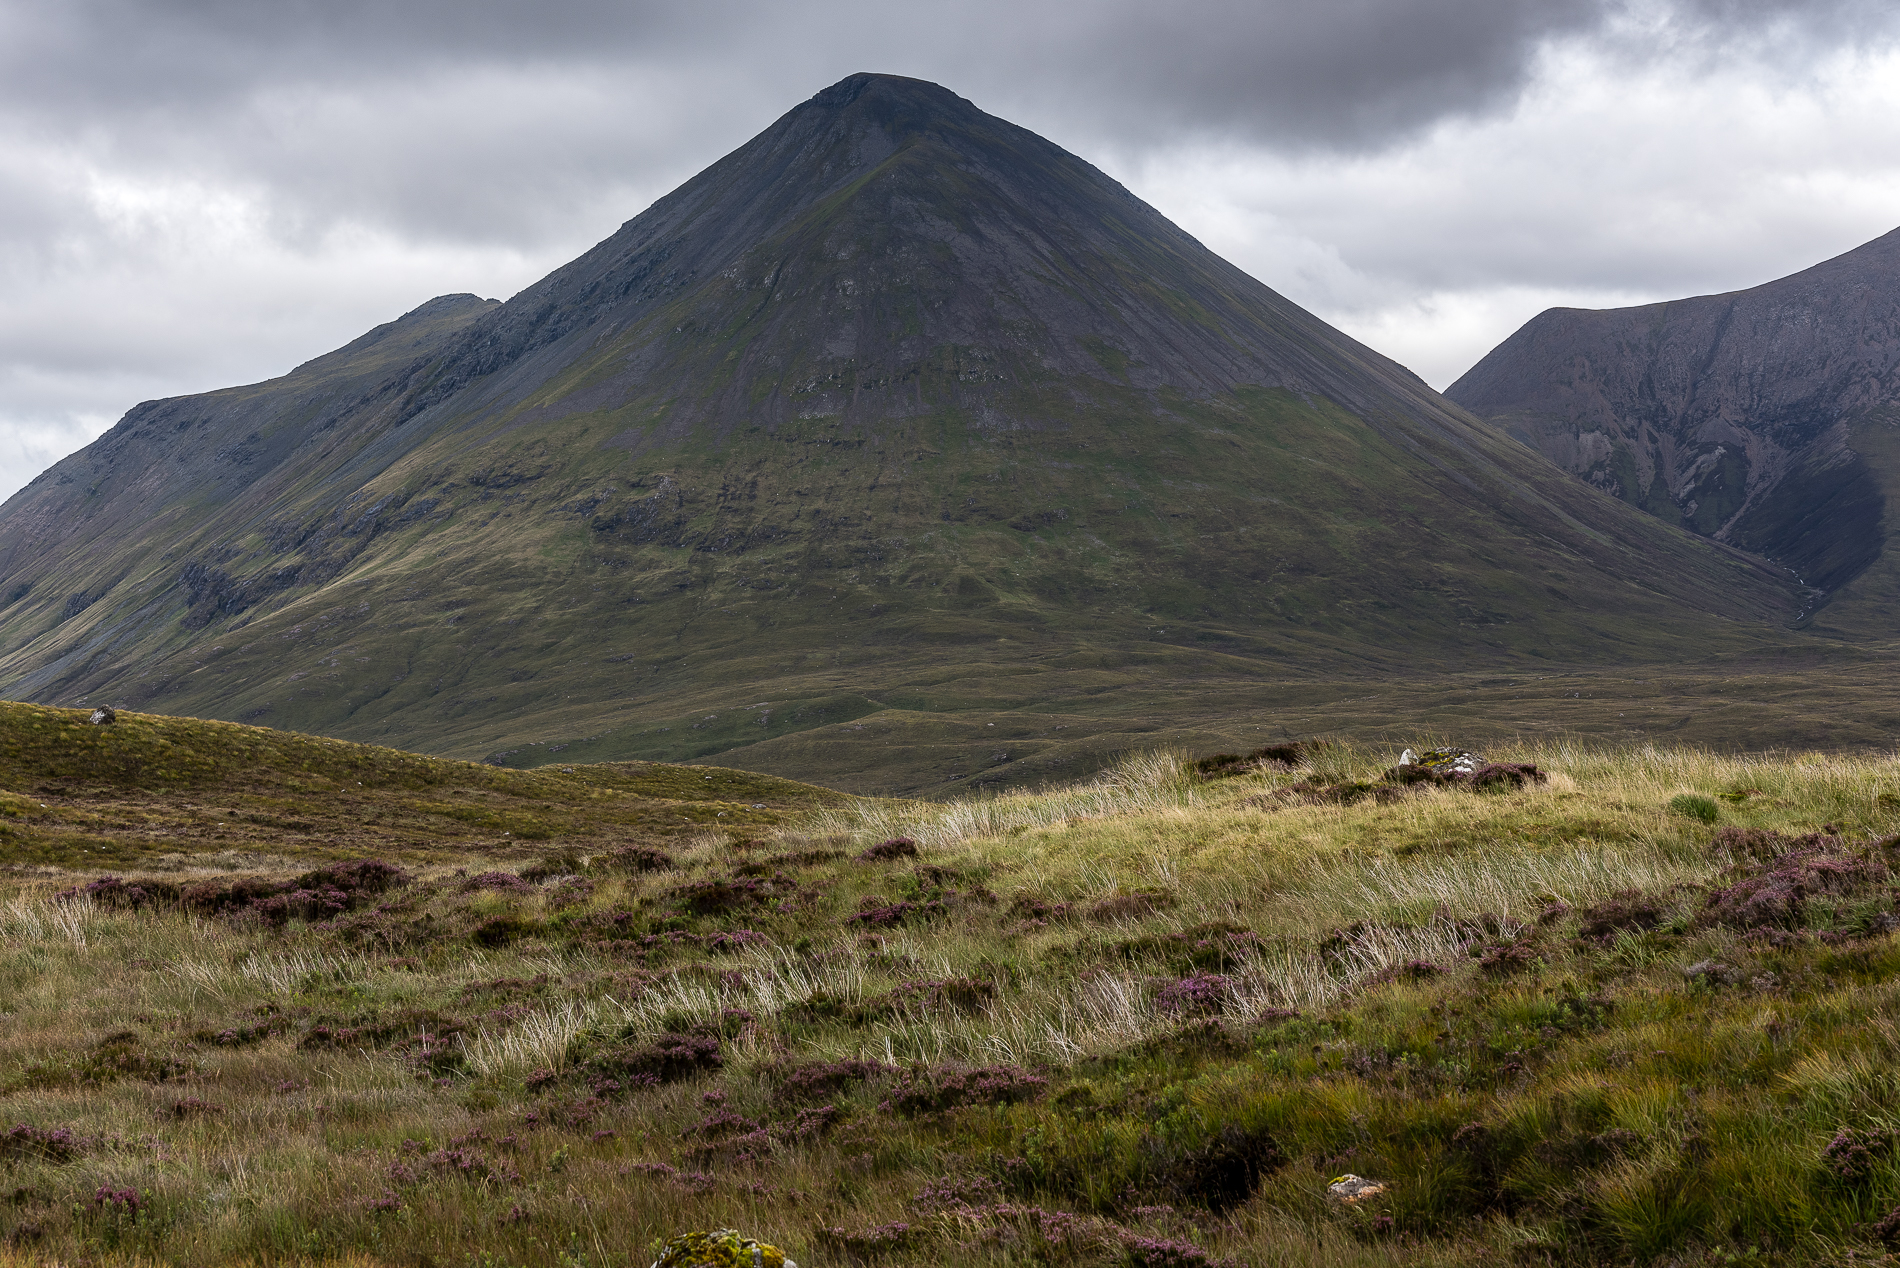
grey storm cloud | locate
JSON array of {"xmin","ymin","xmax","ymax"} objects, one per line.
[
  {"xmin": 1, "ymin": 0, "xmax": 1892, "ymax": 249},
  {"xmin": 9, "ymin": 1, "xmax": 1893, "ymax": 157},
  {"xmin": 1, "ymin": 0, "xmax": 1897, "ymax": 503}
]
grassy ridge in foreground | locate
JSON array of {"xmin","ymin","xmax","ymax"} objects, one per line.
[
  {"xmin": 5, "ymin": 727, "xmax": 1900, "ymax": 1265},
  {"xmin": 0, "ymin": 701, "xmax": 852, "ymax": 870}
]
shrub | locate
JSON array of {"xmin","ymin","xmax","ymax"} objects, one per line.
[
  {"xmin": 858, "ymin": 836, "xmax": 919, "ymax": 862},
  {"xmin": 462, "ymin": 871, "xmax": 533, "ymax": 893},
  {"xmin": 1822, "ymin": 1126, "xmax": 1893, "ymax": 1181},
  {"xmin": 1702, "ymin": 839, "xmax": 1884, "ymax": 931},
  {"xmin": 1575, "ymin": 889, "xmax": 1672, "ymax": 942},
  {"xmin": 770, "ymin": 1058, "xmax": 892, "ymax": 1105},
  {"xmin": 55, "ymin": 876, "xmax": 179, "ymax": 909},
  {"xmin": 1144, "ymin": 1123, "xmax": 1282, "ymax": 1212},
  {"xmin": 1155, "ymin": 973, "xmax": 1231, "ymax": 1016},
  {"xmin": 2, "ymin": 1123, "xmax": 83, "ymax": 1162},
  {"xmin": 598, "ymin": 846, "xmax": 674, "ymax": 873},
  {"xmin": 882, "ymin": 1063, "xmax": 1047, "ymax": 1115},
  {"xmin": 591, "ymin": 1031, "xmax": 722, "ymax": 1084}
]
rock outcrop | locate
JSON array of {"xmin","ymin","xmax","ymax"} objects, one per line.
[{"xmin": 1447, "ymin": 228, "xmax": 1900, "ymax": 604}]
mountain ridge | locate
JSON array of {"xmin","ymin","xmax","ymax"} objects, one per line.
[{"xmin": 1446, "ymin": 226, "xmax": 1900, "ymax": 620}]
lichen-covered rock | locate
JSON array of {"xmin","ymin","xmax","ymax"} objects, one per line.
[
  {"xmin": 1403, "ymin": 747, "xmax": 1481, "ymax": 774},
  {"xmin": 1327, "ymin": 1173, "xmax": 1386, "ymax": 1203},
  {"xmin": 649, "ymin": 1228, "xmax": 796, "ymax": 1268},
  {"xmin": 1388, "ymin": 748, "xmax": 1545, "ymax": 790},
  {"xmin": 88, "ymin": 706, "xmax": 116, "ymax": 725}
]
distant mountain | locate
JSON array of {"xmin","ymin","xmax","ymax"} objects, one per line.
[
  {"xmin": 1446, "ymin": 228, "xmax": 1900, "ymax": 626},
  {"xmin": 0, "ymin": 74, "xmax": 1800, "ymax": 792}
]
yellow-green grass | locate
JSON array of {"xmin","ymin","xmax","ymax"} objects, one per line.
[{"xmin": 7, "ymin": 721, "xmax": 1900, "ymax": 1265}]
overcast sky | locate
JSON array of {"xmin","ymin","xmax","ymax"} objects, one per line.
[{"xmin": 3, "ymin": 0, "xmax": 1898, "ymax": 503}]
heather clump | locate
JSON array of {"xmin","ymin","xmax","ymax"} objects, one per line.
[
  {"xmin": 668, "ymin": 873, "xmax": 796, "ymax": 917},
  {"xmin": 589, "ymin": 1031, "xmax": 723, "ymax": 1085},
  {"xmin": 54, "ymin": 875, "xmax": 179, "ymax": 909},
  {"xmin": 1822, "ymin": 1126, "xmax": 1894, "ymax": 1182},
  {"xmin": 1, "ymin": 1123, "xmax": 85, "ymax": 1162},
  {"xmin": 769, "ymin": 1059, "xmax": 893, "ymax": 1105},
  {"xmin": 462, "ymin": 870, "xmax": 534, "ymax": 894},
  {"xmin": 857, "ymin": 836, "xmax": 919, "ymax": 862},
  {"xmin": 882, "ymin": 1064, "xmax": 1048, "ymax": 1115},
  {"xmin": 1702, "ymin": 835, "xmax": 1886, "ymax": 931},
  {"xmin": 848, "ymin": 898, "xmax": 945, "ymax": 928},
  {"xmin": 1154, "ymin": 972, "xmax": 1230, "ymax": 1016}
]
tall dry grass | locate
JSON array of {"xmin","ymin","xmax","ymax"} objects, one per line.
[{"xmin": 5, "ymin": 738, "xmax": 1900, "ymax": 1266}]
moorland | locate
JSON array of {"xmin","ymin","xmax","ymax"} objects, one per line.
[{"xmin": 6, "ymin": 703, "xmax": 1900, "ymax": 1266}]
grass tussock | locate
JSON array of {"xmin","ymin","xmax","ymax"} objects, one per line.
[{"xmin": 7, "ymin": 721, "xmax": 1900, "ymax": 1265}]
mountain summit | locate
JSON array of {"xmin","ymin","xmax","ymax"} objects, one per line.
[{"xmin": 0, "ymin": 74, "xmax": 1798, "ymax": 791}]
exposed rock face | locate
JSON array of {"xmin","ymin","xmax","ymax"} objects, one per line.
[
  {"xmin": 0, "ymin": 74, "xmax": 1801, "ymax": 783},
  {"xmin": 1446, "ymin": 228, "xmax": 1900, "ymax": 599}
]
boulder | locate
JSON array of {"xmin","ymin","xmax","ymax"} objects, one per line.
[
  {"xmin": 1404, "ymin": 747, "xmax": 1481, "ymax": 774},
  {"xmin": 88, "ymin": 706, "xmax": 116, "ymax": 726},
  {"xmin": 1388, "ymin": 747, "xmax": 1545, "ymax": 789},
  {"xmin": 1327, "ymin": 1173, "xmax": 1386, "ymax": 1203},
  {"xmin": 649, "ymin": 1229, "xmax": 795, "ymax": 1268}
]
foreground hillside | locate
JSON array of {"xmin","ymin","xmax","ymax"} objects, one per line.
[{"xmin": 6, "ymin": 713, "xmax": 1900, "ymax": 1265}]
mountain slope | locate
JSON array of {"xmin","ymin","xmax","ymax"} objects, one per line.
[
  {"xmin": 0, "ymin": 74, "xmax": 1801, "ymax": 792},
  {"xmin": 1446, "ymin": 227, "xmax": 1900, "ymax": 626}
]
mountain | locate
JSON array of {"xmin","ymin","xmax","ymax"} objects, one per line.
[
  {"xmin": 0, "ymin": 74, "xmax": 1802, "ymax": 793},
  {"xmin": 1446, "ymin": 228, "xmax": 1900, "ymax": 628}
]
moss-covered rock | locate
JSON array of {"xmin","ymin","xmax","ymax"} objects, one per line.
[{"xmin": 649, "ymin": 1228, "xmax": 795, "ymax": 1268}]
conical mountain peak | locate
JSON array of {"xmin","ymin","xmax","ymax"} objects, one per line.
[{"xmin": 0, "ymin": 77, "xmax": 1801, "ymax": 793}]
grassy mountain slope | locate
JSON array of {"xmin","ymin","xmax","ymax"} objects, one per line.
[
  {"xmin": 0, "ymin": 76, "xmax": 1803, "ymax": 792},
  {"xmin": 7, "ymin": 715, "xmax": 1900, "ymax": 1264}
]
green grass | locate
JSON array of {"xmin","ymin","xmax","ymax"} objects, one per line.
[{"xmin": 7, "ymin": 713, "xmax": 1900, "ymax": 1264}]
